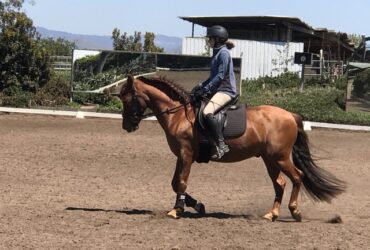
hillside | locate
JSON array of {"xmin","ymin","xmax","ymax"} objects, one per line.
[{"xmin": 36, "ymin": 27, "xmax": 182, "ymax": 53}]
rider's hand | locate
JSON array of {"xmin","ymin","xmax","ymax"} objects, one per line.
[
  {"xmin": 193, "ymin": 88, "xmax": 205, "ymax": 98},
  {"xmin": 191, "ymin": 83, "xmax": 202, "ymax": 94}
]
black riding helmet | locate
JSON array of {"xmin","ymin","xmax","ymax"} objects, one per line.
[{"xmin": 206, "ymin": 25, "xmax": 228, "ymax": 42}]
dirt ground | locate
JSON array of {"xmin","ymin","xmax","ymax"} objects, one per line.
[{"xmin": 1, "ymin": 114, "xmax": 370, "ymax": 249}]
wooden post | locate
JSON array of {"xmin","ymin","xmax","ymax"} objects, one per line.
[
  {"xmin": 70, "ymin": 52, "xmax": 75, "ymax": 103},
  {"xmin": 337, "ymin": 33, "xmax": 341, "ymax": 60},
  {"xmin": 300, "ymin": 64, "xmax": 305, "ymax": 92},
  {"xmin": 287, "ymin": 27, "xmax": 292, "ymax": 42},
  {"xmin": 363, "ymin": 36, "xmax": 367, "ymax": 61},
  {"xmin": 320, "ymin": 49, "xmax": 324, "ymax": 79}
]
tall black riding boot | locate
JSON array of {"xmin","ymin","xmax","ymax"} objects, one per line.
[{"xmin": 204, "ymin": 114, "xmax": 230, "ymax": 159}]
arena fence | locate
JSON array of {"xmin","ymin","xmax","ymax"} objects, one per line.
[{"xmin": 1, "ymin": 107, "xmax": 369, "ymax": 132}]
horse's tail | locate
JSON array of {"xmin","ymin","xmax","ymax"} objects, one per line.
[{"xmin": 292, "ymin": 114, "xmax": 346, "ymax": 202}]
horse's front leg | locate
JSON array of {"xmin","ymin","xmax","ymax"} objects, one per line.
[{"xmin": 167, "ymin": 157, "xmax": 205, "ymax": 219}]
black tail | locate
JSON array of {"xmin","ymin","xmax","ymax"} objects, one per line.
[{"xmin": 292, "ymin": 115, "xmax": 346, "ymax": 202}]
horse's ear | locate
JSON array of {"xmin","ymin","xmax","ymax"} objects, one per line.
[
  {"xmin": 127, "ymin": 74, "xmax": 134, "ymax": 85},
  {"xmin": 127, "ymin": 74, "xmax": 137, "ymax": 92}
]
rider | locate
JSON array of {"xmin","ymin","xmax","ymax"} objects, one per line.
[{"xmin": 192, "ymin": 25, "xmax": 237, "ymax": 160}]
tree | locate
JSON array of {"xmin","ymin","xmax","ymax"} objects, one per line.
[
  {"xmin": 0, "ymin": 0, "xmax": 50, "ymax": 93},
  {"xmin": 0, "ymin": 0, "xmax": 24, "ymax": 11},
  {"xmin": 143, "ymin": 32, "xmax": 163, "ymax": 53},
  {"xmin": 271, "ymin": 43, "xmax": 294, "ymax": 75},
  {"xmin": 112, "ymin": 28, "xmax": 142, "ymax": 52},
  {"xmin": 348, "ymin": 34, "xmax": 363, "ymax": 48},
  {"xmin": 38, "ymin": 37, "xmax": 75, "ymax": 56},
  {"xmin": 202, "ymin": 36, "xmax": 211, "ymax": 56}
]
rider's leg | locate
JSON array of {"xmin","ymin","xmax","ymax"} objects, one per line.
[
  {"xmin": 203, "ymin": 92, "xmax": 232, "ymax": 115},
  {"xmin": 203, "ymin": 92, "xmax": 232, "ymax": 159}
]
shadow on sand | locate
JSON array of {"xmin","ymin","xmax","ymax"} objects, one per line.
[
  {"xmin": 181, "ymin": 211, "xmax": 256, "ymax": 220},
  {"xmin": 65, "ymin": 207, "xmax": 260, "ymax": 220},
  {"xmin": 65, "ymin": 207, "xmax": 153, "ymax": 215}
]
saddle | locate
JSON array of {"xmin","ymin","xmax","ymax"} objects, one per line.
[{"xmin": 193, "ymin": 95, "xmax": 247, "ymax": 163}]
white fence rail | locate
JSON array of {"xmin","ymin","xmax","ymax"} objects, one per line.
[
  {"xmin": 50, "ymin": 56, "xmax": 72, "ymax": 71},
  {"xmin": 182, "ymin": 37, "xmax": 304, "ymax": 79},
  {"xmin": 1, "ymin": 107, "xmax": 369, "ymax": 131},
  {"xmin": 305, "ymin": 59, "xmax": 344, "ymax": 78}
]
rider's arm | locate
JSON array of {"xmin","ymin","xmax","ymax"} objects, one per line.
[
  {"xmin": 200, "ymin": 78, "xmax": 210, "ymax": 88},
  {"xmin": 203, "ymin": 52, "xmax": 229, "ymax": 93}
]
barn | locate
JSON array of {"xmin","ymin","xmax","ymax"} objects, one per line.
[{"xmin": 180, "ymin": 16, "xmax": 354, "ymax": 79}]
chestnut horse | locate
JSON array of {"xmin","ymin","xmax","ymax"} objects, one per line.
[{"xmin": 119, "ymin": 75, "xmax": 345, "ymax": 221}]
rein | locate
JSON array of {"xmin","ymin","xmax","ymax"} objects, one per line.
[
  {"xmin": 140, "ymin": 101, "xmax": 192, "ymax": 119},
  {"xmin": 126, "ymin": 93, "xmax": 193, "ymax": 122}
]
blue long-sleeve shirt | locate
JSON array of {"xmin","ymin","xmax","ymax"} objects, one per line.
[{"xmin": 201, "ymin": 45, "xmax": 236, "ymax": 97}]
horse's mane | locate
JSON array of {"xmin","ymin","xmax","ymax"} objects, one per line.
[{"xmin": 137, "ymin": 76, "xmax": 191, "ymax": 104}]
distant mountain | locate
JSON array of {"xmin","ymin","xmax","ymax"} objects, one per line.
[
  {"xmin": 152, "ymin": 34, "xmax": 182, "ymax": 54},
  {"xmin": 36, "ymin": 27, "xmax": 182, "ymax": 53}
]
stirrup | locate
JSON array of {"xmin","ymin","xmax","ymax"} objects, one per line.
[{"xmin": 210, "ymin": 144, "xmax": 230, "ymax": 160}]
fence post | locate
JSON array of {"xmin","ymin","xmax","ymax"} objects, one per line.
[{"xmin": 300, "ymin": 64, "xmax": 305, "ymax": 92}]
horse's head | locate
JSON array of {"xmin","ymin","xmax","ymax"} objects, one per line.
[{"xmin": 119, "ymin": 75, "xmax": 148, "ymax": 132}]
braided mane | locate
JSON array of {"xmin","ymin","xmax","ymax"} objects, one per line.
[{"xmin": 137, "ymin": 76, "xmax": 190, "ymax": 104}]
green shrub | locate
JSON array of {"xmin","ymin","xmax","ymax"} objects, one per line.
[
  {"xmin": 71, "ymin": 92, "xmax": 111, "ymax": 105},
  {"xmin": 97, "ymin": 96, "xmax": 123, "ymax": 113},
  {"xmin": 32, "ymin": 71, "xmax": 70, "ymax": 106},
  {"xmin": 67, "ymin": 102, "xmax": 81, "ymax": 109},
  {"xmin": 334, "ymin": 76, "xmax": 348, "ymax": 90},
  {"xmin": 0, "ymin": 85, "xmax": 31, "ymax": 107},
  {"xmin": 243, "ymin": 72, "xmax": 300, "ymax": 91},
  {"xmin": 241, "ymin": 73, "xmax": 370, "ymax": 126}
]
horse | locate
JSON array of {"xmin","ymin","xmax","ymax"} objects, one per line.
[{"xmin": 118, "ymin": 75, "xmax": 346, "ymax": 221}]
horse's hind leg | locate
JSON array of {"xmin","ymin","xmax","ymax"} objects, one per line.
[
  {"xmin": 278, "ymin": 158, "xmax": 303, "ymax": 222},
  {"xmin": 262, "ymin": 157, "xmax": 286, "ymax": 222}
]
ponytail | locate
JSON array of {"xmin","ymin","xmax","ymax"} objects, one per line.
[
  {"xmin": 214, "ymin": 39, "xmax": 235, "ymax": 50},
  {"xmin": 225, "ymin": 41, "xmax": 235, "ymax": 50}
]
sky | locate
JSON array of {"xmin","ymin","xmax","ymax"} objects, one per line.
[{"xmin": 23, "ymin": 0, "xmax": 370, "ymax": 38}]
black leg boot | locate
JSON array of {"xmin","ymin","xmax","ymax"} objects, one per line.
[{"xmin": 204, "ymin": 114, "xmax": 230, "ymax": 159}]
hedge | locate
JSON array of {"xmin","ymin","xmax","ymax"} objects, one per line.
[{"xmin": 240, "ymin": 73, "xmax": 370, "ymax": 126}]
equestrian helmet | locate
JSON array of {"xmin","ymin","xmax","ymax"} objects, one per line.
[{"xmin": 206, "ymin": 25, "xmax": 228, "ymax": 41}]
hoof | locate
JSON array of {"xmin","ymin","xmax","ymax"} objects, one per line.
[
  {"xmin": 291, "ymin": 210, "xmax": 302, "ymax": 222},
  {"xmin": 263, "ymin": 212, "xmax": 278, "ymax": 222},
  {"xmin": 194, "ymin": 203, "xmax": 206, "ymax": 215},
  {"xmin": 167, "ymin": 208, "xmax": 182, "ymax": 219}
]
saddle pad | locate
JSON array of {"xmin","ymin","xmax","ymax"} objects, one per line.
[{"xmin": 223, "ymin": 104, "xmax": 247, "ymax": 139}]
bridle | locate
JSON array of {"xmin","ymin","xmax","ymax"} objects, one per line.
[
  {"xmin": 122, "ymin": 93, "xmax": 193, "ymax": 125},
  {"xmin": 123, "ymin": 95, "xmax": 146, "ymax": 125}
]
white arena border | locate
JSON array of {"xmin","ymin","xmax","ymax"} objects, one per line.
[
  {"xmin": 1, "ymin": 107, "xmax": 369, "ymax": 131},
  {"xmin": 0, "ymin": 107, "xmax": 156, "ymax": 120}
]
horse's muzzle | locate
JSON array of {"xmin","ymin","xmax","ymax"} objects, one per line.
[{"xmin": 122, "ymin": 120, "xmax": 139, "ymax": 132}]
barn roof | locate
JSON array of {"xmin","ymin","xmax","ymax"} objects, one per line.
[
  {"xmin": 179, "ymin": 15, "xmax": 354, "ymax": 55},
  {"xmin": 179, "ymin": 15, "xmax": 315, "ymax": 35}
]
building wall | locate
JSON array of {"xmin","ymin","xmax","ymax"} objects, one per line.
[{"xmin": 182, "ymin": 37, "xmax": 304, "ymax": 79}]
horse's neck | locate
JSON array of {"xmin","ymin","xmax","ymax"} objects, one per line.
[
  {"xmin": 144, "ymin": 86, "xmax": 183, "ymax": 128},
  {"xmin": 144, "ymin": 85, "xmax": 194, "ymax": 133},
  {"xmin": 145, "ymin": 88, "xmax": 172, "ymax": 112}
]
